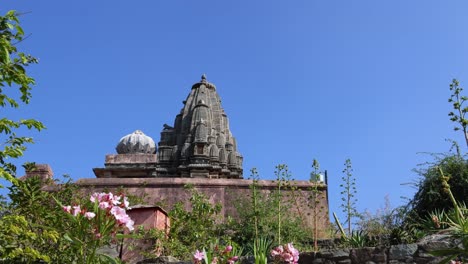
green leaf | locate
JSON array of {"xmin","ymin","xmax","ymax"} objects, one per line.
[
  {"xmin": 2, "ymin": 46, "xmax": 10, "ymax": 63},
  {"xmin": 63, "ymin": 233, "xmax": 74, "ymax": 243}
]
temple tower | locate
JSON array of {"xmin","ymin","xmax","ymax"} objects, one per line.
[
  {"xmin": 156, "ymin": 75, "xmax": 243, "ymax": 178},
  {"xmin": 93, "ymin": 75, "xmax": 243, "ymax": 179}
]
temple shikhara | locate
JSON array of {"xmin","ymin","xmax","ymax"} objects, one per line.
[{"xmin": 93, "ymin": 74, "xmax": 243, "ymax": 179}]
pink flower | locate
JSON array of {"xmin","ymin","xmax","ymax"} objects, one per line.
[
  {"xmin": 112, "ymin": 195, "xmax": 121, "ymax": 206},
  {"xmin": 110, "ymin": 206, "xmax": 126, "ymax": 218},
  {"xmin": 272, "ymin": 243, "xmax": 299, "ymax": 264},
  {"xmin": 72, "ymin": 205, "xmax": 81, "ymax": 216},
  {"xmin": 225, "ymin": 245, "xmax": 233, "ymax": 253},
  {"xmin": 84, "ymin": 212, "xmax": 96, "ymax": 220},
  {"xmin": 125, "ymin": 218, "xmax": 135, "ymax": 231},
  {"xmin": 281, "ymin": 252, "xmax": 293, "ymax": 263},
  {"xmin": 271, "ymin": 245, "xmax": 284, "ymax": 257},
  {"xmin": 211, "ymin": 257, "xmax": 218, "ymax": 264},
  {"xmin": 110, "ymin": 206, "xmax": 134, "ymax": 231},
  {"xmin": 228, "ymin": 256, "xmax": 239, "ymax": 264},
  {"xmin": 90, "ymin": 193, "xmax": 98, "ymax": 203},
  {"xmin": 122, "ymin": 196, "xmax": 130, "ymax": 209},
  {"xmin": 193, "ymin": 250, "xmax": 205, "ymax": 262},
  {"xmin": 99, "ymin": 201, "xmax": 110, "ymax": 209},
  {"xmin": 62, "ymin": 205, "xmax": 72, "ymax": 213}
]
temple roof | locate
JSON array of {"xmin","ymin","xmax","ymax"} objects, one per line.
[
  {"xmin": 156, "ymin": 75, "xmax": 243, "ymax": 178},
  {"xmin": 94, "ymin": 75, "xmax": 243, "ymax": 179}
]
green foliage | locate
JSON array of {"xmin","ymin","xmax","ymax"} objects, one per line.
[
  {"xmin": 342, "ymin": 230, "xmax": 369, "ymax": 248},
  {"xmin": 351, "ymin": 195, "xmax": 418, "ymax": 247},
  {"xmin": 419, "ymin": 208, "xmax": 449, "ymax": 232},
  {"xmin": 430, "ymin": 167, "xmax": 468, "ymax": 263},
  {"xmin": 340, "ymin": 159, "xmax": 358, "ymax": 235},
  {"xmin": 0, "ymin": 214, "xmax": 52, "ymax": 262},
  {"xmin": 227, "ymin": 167, "xmax": 309, "ymax": 254},
  {"xmin": 275, "ymin": 165, "xmax": 285, "ymax": 245},
  {"xmin": 252, "ymin": 237, "xmax": 271, "ymax": 264},
  {"xmin": 448, "ymin": 79, "xmax": 468, "ymax": 148},
  {"xmin": 399, "ymin": 79, "xmax": 468, "ymax": 244},
  {"xmin": 406, "ymin": 154, "xmax": 468, "ymax": 224},
  {"xmin": 1, "ymin": 175, "xmax": 128, "ymax": 263},
  {"xmin": 160, "ymin": 186, "xmax": 224, "ymax": 259},
  {"xmin": 1, "ymin": 176, "xmax": 78, "ymax": 263},
  {"xmin": 0, "ymin": 10, "xmax": 45, "ymax": 187},
  {"xmin": 199, "ymin": 240, "xmax": 241, "ymax": 264}
]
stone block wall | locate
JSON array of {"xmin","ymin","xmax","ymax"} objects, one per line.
[
  {"xmin": 137, "ymin": 236, "xmax": 455, "ymax": 264},
  {"xmin": 297, "ymin": 235, "xmax": 456, "ymax": 264},
  {"xmin": 298, "ymin": 244, "xmax": 439, "ymax": 264},
  {"xmin": 74, "ymin": 177, "xmax": 329, "ymax": 235}
]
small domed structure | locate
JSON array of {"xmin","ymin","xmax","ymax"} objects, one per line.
[{"xmin": 116, "ymin": 130, "xmax": 156, "ymax": 154}]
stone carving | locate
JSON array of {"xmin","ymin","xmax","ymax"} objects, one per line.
[
  {"xmin": 116, "ymin": 130, "xmax": 156, "ymax": 154},
  {"xmin": 156, "ymin": 75, "xmax": 243, "ymax": 178}
]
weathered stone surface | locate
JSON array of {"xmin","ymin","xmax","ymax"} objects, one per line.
[
  {"xmin": 20, "ymin": 164, "xmax": 54, "ymax": 182},
  {"xmin": 350, "ymin": 247, "xmax": 373, "ymax": 264},
  {"xmin": 336, "ymin": 260, "xmax": 352, "ymax": 264},
  {"xmin": 117, "ymin": 130, "xmax": 157, "ymax": 154},
  {"xmin": 389, "ymin": 244, "xmax": 418, "ymax": 260},
  {"xmin": 311, "ymin": 259, "xmax": 324, "ymax": 264},
  {"xmin": 418, "ymin": 234, "xmax": 454, "ymax": 252},
  {"xmin": 319, "ymin": 249, "xmax": 349, "ymax": 261},
  {"xmin": 414, "ymin": 256, "xmax": 443, "ymax": 264},
  {"xmin": 105, "ymin": 153, "xmax": 158, "ymax": 164},
  {"xmin": 73, "ymin": 177, "xmax": 329, "ymax": 235},
  {"xmin": 155, "ymin": 75, "xmax": 243, "ymax": 178},
  {"xmin": 299, "ymin": 252, "xmax": 317, "ymax": 264},
  {"xmin": 317, "ymin": 239, "xmax": 337, "ymax": 250},
  {"xmin": 349, "ymin": 247, "xmax": 388, "ymax": 264}
]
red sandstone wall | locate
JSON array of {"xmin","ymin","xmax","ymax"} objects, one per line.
[{"xmin": 75, "ymin": 178, "xmax": 329, "ymax": 236}]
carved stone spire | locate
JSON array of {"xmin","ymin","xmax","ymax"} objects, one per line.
[{"xmin": 156, "ymin": 75, "xmax": 243, "ymax": 178}]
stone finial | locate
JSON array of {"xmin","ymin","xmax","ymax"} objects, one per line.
[{"xmin": 201, "ymin": 74, "xmax": 207, "ymax": 83}]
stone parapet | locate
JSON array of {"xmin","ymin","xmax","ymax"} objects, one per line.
[{"xmin": 76, "ymin": 177, "xmax": 326, "ymax": 189}]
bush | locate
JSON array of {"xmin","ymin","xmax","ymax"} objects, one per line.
[{"xmin": 406, "ymin": 153, "xmax": 468, "ymax": 225}]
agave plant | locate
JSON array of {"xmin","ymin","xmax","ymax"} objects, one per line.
[
  {"xmin": 430, "ymin": 167, "xmax": 468, "ymax": 263},
  {"xmin": 420, "ymin": 208, "xmax": 449, "ymax": 232},
  {"xmin": 252, "ymin": 237, "xmax": 271, "ymax": 264},
  {"xmin": 346, "ymin": 230, "xmax": 369, "ymax": 248}
]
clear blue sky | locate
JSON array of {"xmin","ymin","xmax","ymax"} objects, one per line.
[{"xmin": 2, "ymin": 1, "xmax": 468, "ymax": 223}]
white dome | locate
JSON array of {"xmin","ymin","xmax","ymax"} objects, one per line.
[{"xmin": 116, "ymin": 130, "xmax": 156, "ymax": 154}]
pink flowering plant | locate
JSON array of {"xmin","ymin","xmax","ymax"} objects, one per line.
[
  {"xmin": 270, "ymin": 243, "xmax": 299, "ymax": 264},
  {"xmin": 57, "ymin": 192, "xmax": 134, "ymax": 263},
  {"xmin": 193, "ymin": 243, "xmax": 239, "ymax": 264}
]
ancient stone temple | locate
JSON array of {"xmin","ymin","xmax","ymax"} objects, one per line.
[
  {"xmin": 69, "ymin": 75, "xmax": 329, "ymax": 263},
  {"xmin": 93, "ymin": 75, "xmax": 243, "ymax": 179}
]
